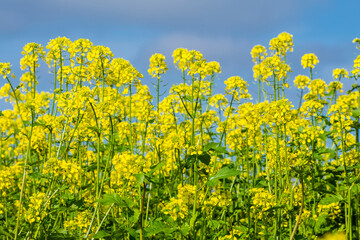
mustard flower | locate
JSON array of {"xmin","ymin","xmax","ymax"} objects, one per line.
[
  {"xmin": 224, "ymin": 76, "xmax": 251, "ymax": 100},
  {"xmin": 253, "ymin": 55, "xmax": 290, "ymax": 81},
  {"xmin": 353, "ymin": 37, "xmax": 360, "ymax": 50},
  {"xmin": 64, "ymin": 210, "xmax": 93, "ymax": 234},
  {"xmin": 0, "ymin": 163, "xmax": 22, "ymax": 196},
  {"xmin": 351, "ymin": 55, "xmax": 360, "ymax": 77},
  {"xmin": 294, "ymin": 75, "xmax": 310, "ymax": 89},
  {"xmin": 87, "ymin": 45, "xmax": 113, "ymax": 62},
  {"xmin": 269, "ymin": 32, "xmax": 294, "ymax": 56},
  {"xmin": 0, "ymin": 62, "xmax": 11, "ymax": 79},
  {"xmin": 69, "ymin": 38, "xmax": 93, "ymax": 60},
  {"xmin": 46, "ymin": 37, "xmax": 72, "ymax": 67},
  {"xmin": 43, "ymin": 158, "xmax": 81, "ymax": 185},
  {"xmin": 204, "ymin": 61, "xmax": 221, "ymax": 76},
  {"xmin": 328, "ymin": 81, "xmax": 343, "ymax": 93},
  {"xmin": 209, "ymin": 94, "xmax": 228, "ymax": 108},
  {"xmin": 173, "ymin": 48, "xmax": 188, "ymax": 71},
  {"xmin": 172, "ymin": 48, "xmax": 204, "ymax": 74},
  {"xmin": 303, "ymin": 79, "xmax": 328, "ymax": 101},
  {"xmin": 20, "ymin": 43, "xmax": 46, "ymax": 70},
  {"xmin": 301, "ymin": 53, "xmax": 319, "ymax": 69},
  {"xmin": 250, "ymin": 45, "xmax": 267, "ymax": 63},
  {"xmin": 332, "ymin": 68, "xmax": 348, "ymax": 80},
  {"xmin": 108, "ymin": 58, "xmax": 143, "ymax": 86},
  {"xmin": 249, "ymin": 188, "xmax": 277, "ymax": 218},
  {"xmin": 299, "ymin": 99, "xmax": 324, "ymax": 117},
  {"xmin": 162, "ymin": 184, "xmax": 196, "ymax": 220},
  {"xmin": 148, "ymin": 53, "xmax": 168, "ymax": 77},
  {"xmin": 23, "ymin": 192, "xmax": 49, "ymax": 224}
]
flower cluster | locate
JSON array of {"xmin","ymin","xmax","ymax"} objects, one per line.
[
  {"xmin": 148, "ymin": 53, "xmax": 168, "ymax": 77},
  {"xmin": 301, "ymin": 53, "xmax": 319, "ymax": 69}
]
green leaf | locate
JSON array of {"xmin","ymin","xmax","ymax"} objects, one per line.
[
  {"xmin": 319, "ymin": 194, "xmax": 344, "ymax": 205},
  {"xmin": 207, "ymin": 166, "xmax": 241, "ymax": 187},
  {"xmin": 147, "ymin": 161, "xmax": 166, "ymax": 176},
  {"xmin": 145, "ymin": 218, "xmax": 176, "ymax": 237},
  {"xmin": 352, "ymin": 108, "xmax": 360, "ymax": 118},
  {"xmin": 96, "ymin": 193, "xmax": 134, "ymax": 208},
  {"xmin": 198, "ymin": 153, "xmax": 211, "ymax": 165},
  {"xmin": 207, "ymin": 219, "xmax": 225, "ymax": 228},
  {"xmin": 0, "ymin": 226, "xmax": 12, "ymax": 238},
  {"xmin": 204, "ymin": 142, "xmax": 228, "ymax": 154},
  {"xmin": 87, "ymin": 126, "xmax": 100, "ymax": 135},
  {"xmin": 92, "ymin": 230, "xmax": 111, "ymax": 239},
  {"xmin": 134, "ymin": 173, "xmax": 145, "ymax": 186},
  {"xmin": 129, "ymin": 209, "xmax": 140, "ymax": 224},
  {"xmin": 190, "ymin": 212, "xmax": 199, "ymax": 228},
  {"xmin": 184, "ymin": 96, "xmax": 193, "ymax": 101},
  {"xmin": 179, "ymin": 224, "xmax": 190, "ymax": 235},
  {"xmin": 125, "ymin": 227, "xmax": 138, "ymax": 238},
  {"xmin": 204, "ymin": 142, "xmax": 219, "ymax": 151}
]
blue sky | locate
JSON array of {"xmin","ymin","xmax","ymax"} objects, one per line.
[{"xmin": 1, "ymin": 0, "xmax": 360, "ymax": 109}]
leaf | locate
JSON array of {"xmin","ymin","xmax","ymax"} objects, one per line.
[
  {"xmin": 87, "ymin": 126, "xmax": 100, "ymax": 135},
  {"xmin": 145, "ymin": 219, "xmax": 176, "ymax": 237},
  {"xmin": 96, "ymin": 193, "xmax": 134, "ymax": 208},
  {"xmin": 293, "ymin": 234, "xmax": 307, "ymax": 240},
  {"xmin": 0, "ymin": 226, "xmax": 12, "ymax": 238},
  {"xmin": 134, "ymin": 173, "xmax": 145, "ymax": 186},
  {"xmin": 204, "ymin": 142, "xmax": 219, "ymax": 151},
  {"xmin": 185, "ymin": 154, "xmax": 197, "ymax": 167},
  {"xmin": 147, "ymin": 161, "xmax": 166, "ymax": 176},
  {"xmin": 255, "ymin": 180, "xmax": 268, "ymax": 188},
  {"xmin": 129, "ymin": 209, "xmax": 140, "ymax": 224},
  {"xmin": 207, "ymin": 166, "xmax": 241, "ymax": 187},
  {"xmin": 179, "ymin": 224, "xmax": 190, "ymax": 235},
  {"xmin": 92, "ymin": 230, "xmax": 111, "ymax": 239},
  {"xmin": 125, "ymin": 227, "xmax": 138, "ymax": 238},
  {"xmin": 184, "ymin": 96, "xmax": 193, "ymax": 101},
  {"xmin": 351, "ymin": 184, "xmax": 360, "ymax": 194},
  {"xmin": 352, "ymin": 108, "xmax": 360, "ymax": 118},
  {"xmin": 319, "ymin": 194, "xmax": 344, "ymax": 205},
  {"xmin": 198, "ymin": 153, "xmax": 211, "ymax": 165},
  {"xmin": 204, "ymin": 142, "xmax": 228, "ymax": 154},
  {"xmin": 207, "ymin": 219, "xmax": 225, "ymax": 228},
  {"xmin": 190, "ymin": 211, "xmax": 199, "ymax": 228},
  {"xmin": 46, "ymin": 229, "xmax": 76, "ymax": 240}
]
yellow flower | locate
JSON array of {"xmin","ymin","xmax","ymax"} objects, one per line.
[
  {"xmin": 352, "ymin": 55, "xmax": 360, "ymax": 77},
  {"xmin": 353, "ymin": 37, "xmax": 360, "ymax": 49},
  {"xmin": 209, "ymin": 94, "xmax": 228, "ymax": 108},
  {"xmin": 0, "ymin": 62, "xmax": 11, "ymax": 79},
  {"xmin": 69, "ymin": 38, "xmax": 93, "ymax": 60},
  {"xmin": 294, "ymin": 75, "xmax": 310, "ymax": 89},
  {"xmin": 108, "ymin": 58, "xmax": 143, "ymax": 87},
  {"xmin": 269, "ymin": 32, "xmax": 294, "ymax": 56},
  {"xmin": 332, "ymin": 68, "xmax": 348, "ymax": 80},
  {"xmin": 46, "ymin": 37, "xmax": 72, "ymax": 67},
  {"xmin": 301, "ymin": 53, "xmax": 319, "ymax": 69},
  {"xmin": 148, "ymin": 53, "xmax": 168, "ymax": 77},
  {"xmin": 250, "ymin": 45, "xmax": 267, "ymax": 63},
  {"xmin": 20, "ymin": 43, "xmax": 46, "ymax": 70},
  {"xmin": 172, "ymin": 48, "xmax": 205, "ymax": 74},
  {"xmin": 328, "ymin": 81, "xmax": 343, "ymax": 93},
  {"xmin": 224, "ymin": 76, "xmax": 251, "ymax": 100},
  {"xmin": 253, "ymin": 55, "xmax": 291, "ymax": 81}
]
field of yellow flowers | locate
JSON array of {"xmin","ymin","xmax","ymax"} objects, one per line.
[{"xmin": 0, "ymin": 33, "xmax": 359, "ymax": 239}]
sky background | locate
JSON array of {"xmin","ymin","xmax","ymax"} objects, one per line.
[{"xmin": 1, "ymin": 0, "xmax": 360, "ymax": 109}]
